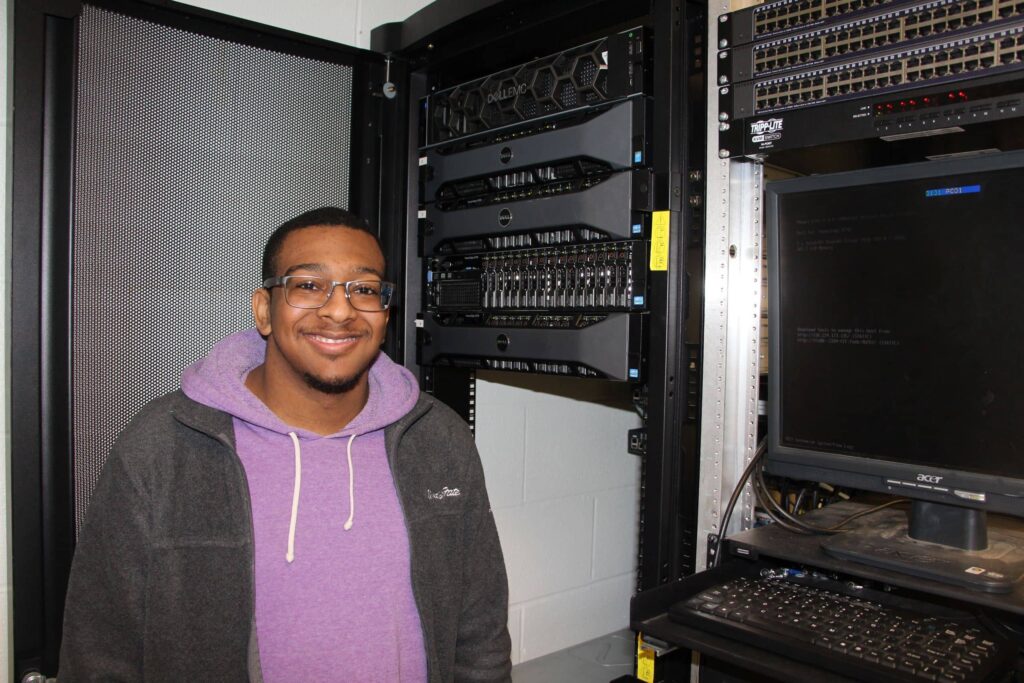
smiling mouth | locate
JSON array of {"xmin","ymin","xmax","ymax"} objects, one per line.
[{"xmin": 307, "ymin": 332, "xmax": 362, "ymax": 345}]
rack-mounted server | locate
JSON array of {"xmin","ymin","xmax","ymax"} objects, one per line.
[
  {"xmin": 421, "ymin": 168, "xmax": 653, "ymax": 255},
  {"xmin": 424, "ymin": 27, "xmax": 650, "ymax": 146},
  {"xmin": 422, "ymin": 97, "xmax": 651, "ymax": 203},
  {"xmin": 427, "ymin": 240, "xmax": 648, "ymax": 313},
  {"xmin": 417, "ymin": 312, "xmax": 644, "ymax": 381}
]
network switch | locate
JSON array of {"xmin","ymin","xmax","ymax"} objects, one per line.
[
  {"xmin": 721, "ymin": 0, "xmax": 917, "ymax": 47},
  {"xmin": 723, "ymin": 20, "xmax": 1024, "ymax": 119},
  {"xmin": 722, "ymin": 0, "xmax": 1024, "ymax": 84}
]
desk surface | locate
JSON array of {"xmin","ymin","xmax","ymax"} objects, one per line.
[
  {"xmin": 631, "ymin": 501, "xmax": 1024, "ymax": 681},
  {"xmin": 725, "ymin": 502, "xmax": 1024, "ymax": 615}
]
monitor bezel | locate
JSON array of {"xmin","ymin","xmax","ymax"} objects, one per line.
[{"xmin": 765, "ymin": 150, "xmax": 1024, "ymax": 518}]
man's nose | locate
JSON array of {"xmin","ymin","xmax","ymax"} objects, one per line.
[{"xmin": 316, "ymin": 283, "xmax": 357, "ymax": 321}]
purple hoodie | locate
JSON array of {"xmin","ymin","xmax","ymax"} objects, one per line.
[{"xmin": 181, "ymin": 329, "xmax": 427, "ymax": 682}]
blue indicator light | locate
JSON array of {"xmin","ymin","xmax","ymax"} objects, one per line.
[
  {"xmin": 632, "ymin": 223, "xmax": 642, "ymax": 234},
  {"xmin": 426, "ymin": 271, "xmax": 433, "ymax": 283},
  {"xmin": 925, "ymin": 184, "xmax": 981, "ymax": 197},
  {"xmin": 629, "ymin": 368, "xmax": 640, "ymax": 379},
  {"xmin": 633, "ymin": 295, "xmax": 645, "ymax": 306},
  {"xmin": 633, "ymin": 151, "xmax": 643, "ymax": 164}
]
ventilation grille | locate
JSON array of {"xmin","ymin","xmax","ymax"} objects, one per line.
[{"xmin": 72, "ymin": 5, "xmax": 353, "ymax": 532}]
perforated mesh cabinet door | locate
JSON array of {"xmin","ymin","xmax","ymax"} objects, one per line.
[{"xmin": 72, "ymin": 5, "xmax": 354, "ymax": 532}]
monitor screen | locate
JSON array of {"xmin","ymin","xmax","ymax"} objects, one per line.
[{"xmin": 764, "ymin": 150, "xmax": 1024, "ymax": 590}]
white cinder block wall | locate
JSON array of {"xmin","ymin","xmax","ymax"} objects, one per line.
[
  {"xmin": 0, "ymin": 1, "xmax": 644, "ymax": 678},
  {"xmin": 475, "ymin": 373, "xmax": 641, "ymax": 664}
]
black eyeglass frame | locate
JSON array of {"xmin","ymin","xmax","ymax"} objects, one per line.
[{"xmin": 262, "ymin": 275, "xmax": 396, "ymax": 311}]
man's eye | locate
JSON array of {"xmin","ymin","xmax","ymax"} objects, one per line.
[
  {"xmin": 293, "ymin": 278, "xmax": 325, "ymax": 292},
  {"xmin": 352, "ymin": 283, "xmax": 381, "ymax": 296}
]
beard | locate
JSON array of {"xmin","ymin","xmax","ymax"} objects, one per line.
[{"xmin": 302, "ymin": 367, "xmax": 366, "ymax": 395}]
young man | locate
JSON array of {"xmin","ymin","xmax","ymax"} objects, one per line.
[{"xmin": 59, "ymin": 207, "xmax": 512, "ymax": 682}]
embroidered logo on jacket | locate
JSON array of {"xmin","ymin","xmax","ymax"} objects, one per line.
[{"xmin": 426, "ymin": 487, "xmax": 461, "ymax": 500}]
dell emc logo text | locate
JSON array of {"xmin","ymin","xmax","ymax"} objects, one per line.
[{"xmin": 487, "ymin": 83, "xmax": 527, "ymax": 104}]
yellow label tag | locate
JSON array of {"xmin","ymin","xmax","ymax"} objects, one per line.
[
  {"xmin": 636, "ymin": 634, "xmax": 656, "ymax": 683},
  {"xmin": 650, "ymin": 210, "xmax": 670, "ymax": 271}
]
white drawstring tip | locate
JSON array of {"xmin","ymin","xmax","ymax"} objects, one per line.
[
  {"xmin": 343, "ymin": 520, "xmax": 353, "ymax": 531},
  {"xmin": 286, "ymin": 551, "xmax": 294, "ymax": 563}
]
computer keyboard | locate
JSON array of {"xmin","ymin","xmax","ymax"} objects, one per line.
[{"xmin": 668, "ymin": 573, "xmax": 1016, "ymax": 682}]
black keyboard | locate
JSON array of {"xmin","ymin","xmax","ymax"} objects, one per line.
[{"xmin": 668, "ymin": 573, "xmax": 1015, "ymax": 682}]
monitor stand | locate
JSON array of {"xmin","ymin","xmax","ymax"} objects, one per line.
[{"xmin": 821, "ymin": 501, "xmax": 1024, "ymax": 593}]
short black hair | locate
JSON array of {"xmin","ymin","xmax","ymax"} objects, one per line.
[{"xmin": 261, "ymin": 206, "xmax": 383, "ymax": 281}]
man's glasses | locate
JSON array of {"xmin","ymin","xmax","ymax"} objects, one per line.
[{"xmin": 263, "ymin": 276, "xmax": 396, "ymax": 311}]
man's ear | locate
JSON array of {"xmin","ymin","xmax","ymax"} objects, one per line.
[{"xmin": 252, "ymin": 288, "xmax": 273, "ymax": 336}]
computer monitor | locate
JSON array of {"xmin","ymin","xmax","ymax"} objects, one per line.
[{"xmin": 765, "ymin": 150, "xmax": 1024, "ymax": 593}]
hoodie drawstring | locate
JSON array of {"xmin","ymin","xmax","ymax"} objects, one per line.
[
  {"xmin": 286, "ymin": 432, "xmax": 301, "ymax": 563},
  {"xmin": 285, "ymin": 432, "xmax": 358, "ymax": 563},
  {"xmin": 344, "ymin": 433, "xmax": 357, "ymax": 531}
]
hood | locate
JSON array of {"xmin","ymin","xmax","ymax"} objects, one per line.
[{"xmin": 181, "ymin": 328, "xmax": 420, "ymax": 436}]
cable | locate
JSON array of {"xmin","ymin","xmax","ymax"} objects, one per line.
[{"xmin": 712, "ymin": 439, "xmax": 767, "ymax": 567}]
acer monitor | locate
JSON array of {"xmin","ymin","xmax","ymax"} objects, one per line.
[{"xmin": 765, "ymin": 149, "xmax": 1024, "ymax": 593}]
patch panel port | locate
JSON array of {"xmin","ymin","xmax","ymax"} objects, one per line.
[
  {"xmin": 907, "ymin": 57, "xmax": 920, "ymax": 68},
  {"xmin": 921, "ymin": 54, "xmax": 935, "ymax": 65},
  {"xmin": 978, "ymin": 10, "xmax": 993, "ymax": 20},
  {"xmin": 933, "ymin": 21, "xmax": 947, "ymax": 32},
  {"xmin": 838, "ymin": 83, "xmax": 851, "ymax": 93},
  {"xmin": 981, "ymin": 55, "xmax": 995, "ymax": 67},
  {"xmin": 920, "ymin": 67, "xmax": 934, "ymax": 78},
  {"xmin": 864, "ymin": 78, "xmax": 877, "ymax": 87},
  {"xmin": 826, "ymin": 86, "xmax": 839, "ymax": 96},
  {"xmin": 890, "ymin": 74, "xmax": 902, "ymax": 84},
  {"xmin": 906, "ymin": 28, "xmax": 919, "ymax": 38},
  {"xmin": 937, "ymin": 63, "xmax": 951, "ymax": 75},
  {"xmin": 948, "ymin": 17, "xmax": 962, "ymax": 29},
  {"xmin": 965, "ymin": 45, "xmax": 979, "ymax": 56},
  {"xmin": 906, "ymin": 71, "xmax": 920, "ymax": 81},
  {"xmin": 877, "ymin": 76, "xmax": 890, "ymax": 86},
  {"xmin": 965, "ymin": 58, "xmax": 980, "ymax": 69}
]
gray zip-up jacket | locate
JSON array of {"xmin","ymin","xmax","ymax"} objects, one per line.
[{"xmin": 58, "ymin": 390, "xmax": 511, "ymax": 682}]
